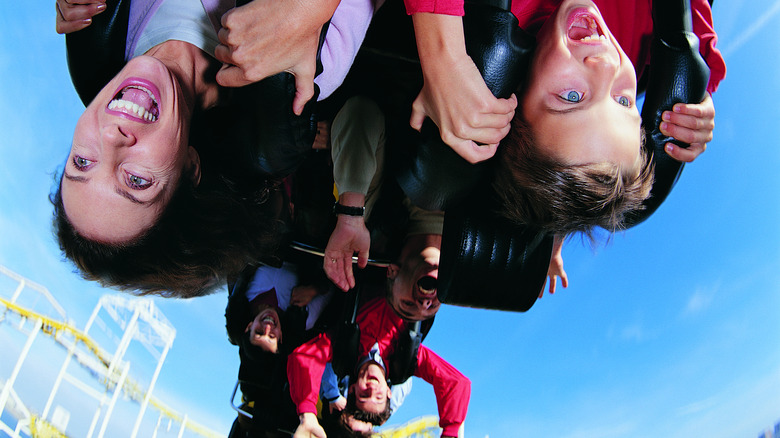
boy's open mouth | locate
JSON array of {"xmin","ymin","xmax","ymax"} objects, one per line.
[{"xmin": 568, "ymin": 9, "xmax": 606, "ymax": 42}]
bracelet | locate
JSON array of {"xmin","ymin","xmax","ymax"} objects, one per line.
[{"xmin": 333, "ymin": 201, "xmax": 365, "ymax": 217}]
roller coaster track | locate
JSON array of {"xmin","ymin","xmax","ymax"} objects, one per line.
[
  {"xmin": 0, "ymin": 266, "xmax": 223, "ymax": 438},
  {"xmin": 376, "ymin": 416, "xmax": 442, "ymax": 437}
]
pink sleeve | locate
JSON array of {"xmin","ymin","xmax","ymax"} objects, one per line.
[
  {"xmin": 691, "ymin": 0, "xmax": 726, "ymax": 94},
  {"xmin": 287, "ymin": 333, "xmax": 334, "ymax": 415},
  {"xmin": 414, "ymin": 345, "xmax": 471, "ymax": 437},
  {"xmin": 403, "ymin": 0, "xmax": 464, "ymax": 16}
]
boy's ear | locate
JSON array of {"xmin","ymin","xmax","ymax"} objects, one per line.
[{"xmin": 387, "ymin": 264, "xmax": 400, "ymax": 280}]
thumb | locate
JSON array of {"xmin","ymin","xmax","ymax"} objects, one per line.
[
  {"xmin": 291, "ymin": 66, "xmax": 316, "ymax": 116},
  {"xmin": 216, "ymin": 64, "xmax": 250, "ymax": 88},
  {"xmin": 357, "ymin": 249, "xmax": 369, "ymax": 269},
  {"xmin": 409, "ymin": 94, "xmax": 427, "ymax": 131}
]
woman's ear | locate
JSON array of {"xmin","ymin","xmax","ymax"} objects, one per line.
[{"xmin": 186, "ymin": 145, "xmax": 201, "ymax": 186}]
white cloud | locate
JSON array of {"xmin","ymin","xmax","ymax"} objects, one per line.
[
  {"xmin": 620, "ymin": 323, "xmax": 645, "ymax": 342},
  {"xmin": 683, "ymin": 288, "xmax": 714, "ymax": 316}
]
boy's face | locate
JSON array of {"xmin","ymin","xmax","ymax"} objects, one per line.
[
  {"xmin": 246, "ymin": 307, "xmax": 282, "ymax": 353},
  {"xmin": 521, "ymin": 0, "xmax": 641, "ymax": 168},
  {"xmin": 350, "ymin": 362, "xmax": 391, "ymax": 415}
]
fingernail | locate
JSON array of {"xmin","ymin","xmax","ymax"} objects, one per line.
[
  {"xmin": 96, "ymin": 3, "xmax": 106, "ymax": 11},
  {"xmin": 665, "ymin": 144, "xmax": 673, "ymax": 152},
  {"xmin": 662, "ymin": 113, "xmax": 671, "ymax": 121}
]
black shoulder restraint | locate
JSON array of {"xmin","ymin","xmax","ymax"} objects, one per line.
[{"xmin": 624, "ymin": 0, "xmax": 711, "ymax": 226}]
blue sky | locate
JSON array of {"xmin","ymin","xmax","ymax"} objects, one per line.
[{"xmin": 1, "ymin": 1, "xmax": 779, "ymax": 438}]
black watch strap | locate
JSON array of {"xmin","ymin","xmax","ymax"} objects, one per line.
[{"xmin": 333, "ymin": 202, "xmax": 365, "ymax": 217}]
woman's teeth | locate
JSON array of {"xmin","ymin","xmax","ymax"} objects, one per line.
[{"xmin": 108, "ymin": 99, "xmax": 158, "ymax": 121}]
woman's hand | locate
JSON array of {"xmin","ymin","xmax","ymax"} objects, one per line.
[
  {"xmin": 215, "ymin": 0, "xmax": 339, "ymax": 115},
  {"xmin": 55, "ymin": 0, "xmax": 106, "ymax": 34},
  {"xmin": 660, "ymin": 93, "xmax": 715, "ymax": 163}
]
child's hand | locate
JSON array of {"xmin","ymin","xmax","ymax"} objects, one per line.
[
  {"xmin": 660, "ymin": 93, "xmax": 715, "ymax": 163},
  {"xmin": 55, "ymin": 0, "xmax": 106, "ymax": 34},
  {"xmin": 539, "ymin": 234, "xmax": 568, "ymax": 298},
  {"xmin": 329, "ymin": 395, "xmax": 347, "ymax": 413},
  {"xmin": 410, "ymin": 13, "xmax": 516, "ymax": 164},
  {"xmin": 410, "ymin": 57, "xmax": 517, "ymax": 163}
]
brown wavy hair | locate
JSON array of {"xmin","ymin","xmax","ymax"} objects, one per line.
[
  {"xmin": 51, "ymin": 171, "xmax": 286, "ymax": 298},
  {"xmin": 493, "ymin": 117, "xmax": 654, "ymax": 238}
]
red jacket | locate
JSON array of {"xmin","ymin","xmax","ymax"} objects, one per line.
[
  {"xmin": 403, "ymin": 0, "xmax": 725, "ymax": 94},
  {"xmin": 287, "ymin": 296, "xmax": 470, "ymax": 437}
]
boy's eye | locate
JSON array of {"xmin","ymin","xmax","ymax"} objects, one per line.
[
  {"xmin": 560, "ymin": 90, "xmax": 583, "ymax": 103},
  {"xmin": 616, "ymin": 95, "xmax": 631, "ymax": 107}
]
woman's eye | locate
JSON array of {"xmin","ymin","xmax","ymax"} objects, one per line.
[
  {"xmin": 127, "ymin": 173, "xmax": 152, "ymax": 189},
  {"xmin": 616, "ymin": 95, "xmax": 631, "ymax": 107},
  {"xmin": 73, "ymin": 156, "xmax": 93, "ymax": 169},
  {"xmin": 560, "ymin": 90, "xmax": 583, "ymax": 103}
]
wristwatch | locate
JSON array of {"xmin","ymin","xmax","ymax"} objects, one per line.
[{"xmin": 333, "ymin": 201, "xmax": 365, "ymax": 217}]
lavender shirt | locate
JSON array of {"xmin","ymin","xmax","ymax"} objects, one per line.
[{"xmin": 125, "ymin": 0, "xmax": 381, "ymax": 100}]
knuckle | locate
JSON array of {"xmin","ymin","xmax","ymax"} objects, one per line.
[{"xmin": 452, "ymin": 122, "xmax": 469, "ymax": 139}]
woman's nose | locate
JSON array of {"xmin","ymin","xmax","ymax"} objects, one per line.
[{"xmin": 102, "ymin": 124, "xmax": 137, "ymax": 147}]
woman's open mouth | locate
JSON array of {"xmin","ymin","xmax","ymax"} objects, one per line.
[{"xmin": 107, "ymin": 78, "xmax": 160, "ymax": 123}]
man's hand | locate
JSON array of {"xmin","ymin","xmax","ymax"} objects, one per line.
[
  {"xmin": 293, "ymin": 413, "xmax": 326, "ymax": 438},
  {"xmin": 55, "ymin": 0, "xmax": 106, "ymax": 34},
  {"xmin": 539, "ymin": 234, "xmax": 568, "ymax": 298},
  {"xmin": 324, "ymin": 214, "xmax": 370, "ymax": 292},
  {"xmin": 215, "ymin": 0, "xmax": 339, "ymax": 115},
  {"xmin": 410, "ymin": 13, "xmax": 516, "ymax": 164},
  {"xmin": 660, "ymin": 93, "xmax": 715, "ymax": 163}
]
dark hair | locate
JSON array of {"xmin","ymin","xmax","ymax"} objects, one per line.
[
  {"xmin": 52, "ymin": 170, "xmax": 286, "ymax": 298},
  {"xmin": 320, "ymin": 410, "xmax": 375, "ymax": 438},
  {"xmin": 493, "ymin": 117, "xmax": 654, "ymax": 239},
  {"xmin": 346, "ymin": 391, "xmax": 391, "ymax": 426}
]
